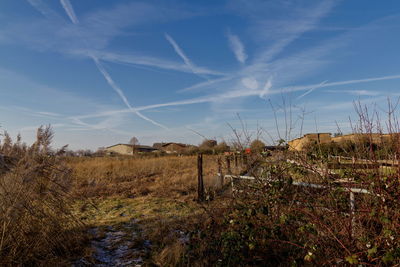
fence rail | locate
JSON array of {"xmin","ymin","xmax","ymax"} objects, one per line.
[
  {"xmin": 220, "ymin": 173, "xmax": 370, "ymax": 194},
  {"xmin": 220, "ymin": 172, "xmax": 371, "ymax": 237},
  {"xmin": 330, "ymin": 155, "xmax": 399, "ymax": 167},
  {"xmin": 198, "ymin": 153, "xmax": 376, "ymax": 237}
]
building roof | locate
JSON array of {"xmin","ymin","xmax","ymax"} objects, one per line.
[
  {"xmin": 106, "ymin": 144, "xmax": 157, "ymax": 150},
  {"xmin": 304, "ymin": 133, "xmax": 331, "ymax": 136},
  {"xmin": 161, "ymin": 142, "xmax": 187, "ymax": 148}
]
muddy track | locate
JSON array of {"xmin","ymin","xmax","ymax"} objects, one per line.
[{"xmin": 74, "ymin": 219, "xmax": 151, "ymax": 266}]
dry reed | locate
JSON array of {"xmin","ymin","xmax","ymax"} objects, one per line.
[{"xmin": 0, "ymin": 126, "xmax": 85, "ymax": 266}]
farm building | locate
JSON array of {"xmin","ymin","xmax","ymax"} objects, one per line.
[
  {"xmin": 288, "ymin": 133, "xmax": 332, "ymax": 151},
  {"xmin": 152, "ymin": 142, "xmax": 166, "ymax": 150},
  {"xmin": 288, "ymin": 133, "xmax": 396, "ymax": 151},
  {"xmin": 105, "ymin": 144, "xmax": 159, "ymax": 155},
  {"xmin": 331, "ymin": 133, "xmax": 391, "ymax": 144},
  {"xmin": 160, "ymin": 143, "xmax": 188, "ymax": 154}
]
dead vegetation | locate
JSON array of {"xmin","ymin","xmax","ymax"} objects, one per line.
[
  {"xmin": 68, "ymin": 155, "xmax": 219, "ymax": 199},
  {"xmin": 0, "ymin": 127, "xmax": 221, "ymax": 266},
  {"xmin": 66, "ymin": 154, "xmax": 221, "ymax": 265},
  {"xmin": 0, "ymin": 126, "xmax": 85, "ymax": 266},
  {"xmin": 180, "ymin": 100, "xmax": 400, "ymax": 266}
]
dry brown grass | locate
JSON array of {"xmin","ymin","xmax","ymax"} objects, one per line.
[
  {"xmin": 66, "ymin": 154, "xmax": 222, "ymax": 265},
  {"xmin": 68, "ymin": 155, "xmax": 220, "ymax": 199},
  {"xmin": 0, "ymin": 128, "xmax": 251, "ymax": 265},
  {"xmin": 0, "ymin": 127, "xmax": 85, "ymax": 266}
]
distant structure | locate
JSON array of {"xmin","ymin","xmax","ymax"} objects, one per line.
[
  {"xmin": 263, "ymin": 145, "xmax": 288, "ymax": 151},
  {"xmin": 152, "ymin": 142, "xmax": 194, "ymax": 154},
  {"xmin": 152, "ymin": 142, "xmax": 166, "ymax": 150},
  {"xmin": 288, "ymin": 133, "xmax": 395, "ymax": 151},
  {"xmin": 105, "ymin": 144, "xmax": 158, "ymax": 155},
  {"xmin": 160, "ymin": 142, "xmax": 188, "ymax": 154},
  {"xmin": 288, "ymin": 133, "xmax": 332, "ymax": 151}
]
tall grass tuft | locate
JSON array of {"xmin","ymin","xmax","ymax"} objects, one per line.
[{"xmin": 0, "ymin": 126, "xmax": 84, "ymax": 265}]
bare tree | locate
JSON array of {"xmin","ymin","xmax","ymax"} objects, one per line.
[{"xmin": 129, "ymin": 137, "xmax": 139, "ymax": 154}]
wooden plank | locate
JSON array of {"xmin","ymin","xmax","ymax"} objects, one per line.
[
  {"xmin": 226, "ymin": 156, "xmax": 231, "ymax": 174},
  {"xmin": 224, "ymin": 174, "xmax": 371, "ymax": 194},
  {"xmin": 327, "ymin": 163, "xmax": 379, "ymax": 169},
  {"xmin": 197, "ymin": 154, "xmax": 205, "ymax": 202},
  {"xmin": 217, "ymin": 157, "xmax": 223, "ymax": 188}
]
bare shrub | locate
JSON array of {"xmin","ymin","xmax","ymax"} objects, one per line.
[
  {"xmin": 0, "ymin": 126, "xmax": 84, "ymax": 265},
  {"xmin": 182, "ymin": 99, "xmax": 400, "ymax": 266},
  {"xmin": 250, "ymin": 139, "xmax": 265, "ymax": 153}
]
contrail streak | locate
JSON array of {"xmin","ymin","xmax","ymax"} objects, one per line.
[
  {"xmin": 83, "ymin": 50, "xmax": 225, "ymax": 76},
  {"xmin": 74, "ymin": 72, "xmax": 400, "ymax": 120},
  {"xmin": 60, "ymin": 0, "xmax": 79, "ymax": 24},
  {"xmin": 58, "ymin": 0, "xmax": 168, "ymax": 130},
  {"xmin": 296, "ymin": 80, "xmax": 327, "ymax": 100},
  {"xmin": 73, "ymin": 87, "xmax": 267, "ymax": 120},
  {"xmin": 276, "ymin": 74, "xmax": 400, "ymax": 94},
  {"xmin": 92, "ymin": 56, "xmax": 168, "ymax": 129},
  {"xmin": 26, "ymin": 0, "xmax": 62, "ymax": 20},
  {"xmin": 178, "ymin": 76, "xmax": 233, "ymax": 93},
  {"xmin": 165, "ymin": 33, "xmax": 209, "ymax": 80}
]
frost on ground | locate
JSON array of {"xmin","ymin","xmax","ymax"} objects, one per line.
[{"xmin": 74, "ymin": 219, "xmax": 151, "ymax": 266}]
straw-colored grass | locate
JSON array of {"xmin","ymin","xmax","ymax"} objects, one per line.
[
  {"xmin": 68, "ymin": 155, "xmax": 219, "ymax": 199},
  {"xmin": 0, "ymin": 127, "xmax": 85, "ymax": 266},
  {"xmin": 67, "ymin": 154, "xmax": 220, "ymax": 265}
]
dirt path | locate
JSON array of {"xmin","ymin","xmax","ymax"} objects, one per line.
[{"xmin": 74, "ymin": 219, "xmax": 151, "ymax": 266}]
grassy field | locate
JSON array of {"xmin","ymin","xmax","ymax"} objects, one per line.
[
  {"xmin": 0, "ymin": 127, "xmax": 223, "ymax": 266},
  {"xmin": 68, "ymin": 155, "xmax": 219, "ymax": 199},
  {"xmin": 67, "ymin": 155, "xmax": 221, "ymax": 265}
]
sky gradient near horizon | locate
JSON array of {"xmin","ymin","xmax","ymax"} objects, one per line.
[{"xmin": 1, "ymin": 0, "xmax": 400, "ymax": 150}]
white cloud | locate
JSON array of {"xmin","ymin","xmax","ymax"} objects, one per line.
[
  {"xmin": 227, "ymin": 31, "xmax": 247, "ymax": 63},
  {"xmin": 14, "ymin": 1, "xmax": 194, "ymax": 54},
  {"xmin": 241, "ymin": 77, "xmax": 258, "ymax": 90},
  {"xmin": 260, "ymin": 79, "xmax": 272, "ymax": 99}
]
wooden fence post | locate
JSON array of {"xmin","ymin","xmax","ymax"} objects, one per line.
[
  {"xmin": 218, "ymin": 157, "xmax": 223, "ymax": 188},
  {"xmin": 350, "ymin": 191, "xmax": 355, "ymax": 238},
  {"xmin": 226, "ymin": 156, "xmax": 231, "ymax": 175},
  {"xmin": 197, "ymin": 153, "xmax": 205, "ymax": 202},
  {"xmin": 243, "ymin": 154, "xmax": 248, "ymax": 166},
  {"xmin": 234, "ymin": 154, "xmax": 238, "ymax": 168}
]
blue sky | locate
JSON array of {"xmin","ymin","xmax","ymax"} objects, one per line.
[{"xmin": 1, "ymin": 0, "xmax": 400, "ymax": 150}]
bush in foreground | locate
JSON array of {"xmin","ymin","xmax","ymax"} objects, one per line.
[{"xmin": 0, "ymin": 126, "xmax": 84, "ymax": 265}]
